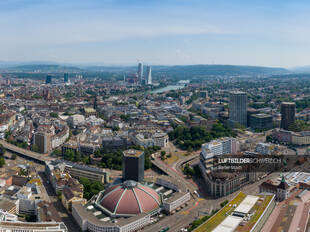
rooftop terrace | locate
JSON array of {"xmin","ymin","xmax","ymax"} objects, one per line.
[{"xmin": 194, "ymin": 192, "xmax": 274, "ymax": 232}]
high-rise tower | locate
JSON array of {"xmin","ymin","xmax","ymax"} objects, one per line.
[
  {"xmin": 146, "ymin": 66, "xmax": 152, "ymax": 85},
  {"xmin": 122, "ymin": 149, "xmax": 144, "ymax": 182},
  {"xmin": 280, "ymin": 102, "xmax": 295, "ymax": 130},
  {"xmin": 46, "ymin": 75, "xmax": 52, "ymax": 84},
  {"xmin": 64, "ymin": 73, "xmax": 69, "ymax": 83},
  {"xmin": 229, "ymin": 91, "xmax": 248, "ymax": 127},
  {"xmin": 137, "ymin": 62, "xmax": 143, "ymax": 84}
]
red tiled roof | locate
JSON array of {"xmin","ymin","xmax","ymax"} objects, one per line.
[{"xmin": 100, "ymin": 181, "xmax": 160, "ymax": 216}]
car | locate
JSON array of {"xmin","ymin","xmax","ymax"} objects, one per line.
[{"xmin": 159, "ymin": 227, "xmax": 170, "ymax": 232}]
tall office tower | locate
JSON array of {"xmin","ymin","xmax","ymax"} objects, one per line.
[
  {"xmin": 137, "ymin": 62, "xmax": 143, "ymax": 84},
  {"xmin": 146, "ymin": 66, "xmax": 152, "ymax": 85},
  {"xmin": 122, "ymin": 149, "xmax": 144, "ymax": 182},
  {"xmin": 281, "ymin": 102, "xmax": 296, "ymax": 130},
  {"xmin": 93, "ymin": 96, "xmax": 98, "ymax": 110},
  {"xmin": 64, "ymin": 73, "xmax": 69, "ymax": 83},
  {"xmin": 34, "ymin": 132, "xmax": 51, "ymax": 154},
  {"xmin": 229, "ymin": 91, "xmax": 248, "ymax": 127},
  {"xmin": 46, "ymin": 75, "xmax": 52, "ymax": 84}
]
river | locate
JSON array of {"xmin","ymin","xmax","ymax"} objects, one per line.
[{"xmin": 150, "ymin": 84, "xmax": 185, "ymax": 94}]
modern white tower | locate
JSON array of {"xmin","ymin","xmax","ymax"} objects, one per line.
[{"xmin": 146, "ymin": 66, "xmax": 152, "ymax": 85}]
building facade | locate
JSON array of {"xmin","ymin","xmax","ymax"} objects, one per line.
[
  {"xmin": 259, "ymin": 177, "xmax": 290, "ymax": 201},
  {"xmin": 199, "ymin": 162, "xmax": 256, "ymax": 197},
  {"xmin": 122, "ymin": 150, "xmax": 144, "ymax": 182},
  {"xmin": 280, "ymin": 102, "xmax": 296, "ymax": 130},
  {"xmin": 229, "ymin": 91, "xmax": 248, "ymax": 127},
  {"xmin": 137, "ymin": 63, "xmax": 143, "ymax": 84},
  {"xmin": 34, "ymin": 132, "xmax": 51, "ymax": 154},
  {"xmin": 249, "ymin": 113, "xmax": 273, "ymax": 130},
  {"xmin": 201, "ymin": 137, "xmax": 237, "ymax": 159},
  {"xmin": 146, "ymin": 66, "xmax": 152, "ymax": 85},
  {"xmin": 64, "ymin": 73, "xmax": 69, "ymax": 83},
  {"xmin": 45, "ymin": 75, "xmax": 52, "ymax": 84}
]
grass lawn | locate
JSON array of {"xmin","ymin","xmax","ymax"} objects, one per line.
[
  {"xmin": 164, "ymin": 154, "xmax": 179, "ymax": 165},
  {"xmin": 194, "ymin": 192, "xmax": 246, "ymax": 232}
]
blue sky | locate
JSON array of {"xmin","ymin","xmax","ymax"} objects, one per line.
[{"xmin": 0, "ymin": 0, "xmax": 310, "ymax": 67}]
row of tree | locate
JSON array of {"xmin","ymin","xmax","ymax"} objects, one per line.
[
  {"xmin": 0, "ymin": 144, "xmax": 5, "ymax": 167},
  {"xmin": 59, "ymin": 145, "xmax": 159, "ymax": 171},
  {"xmin": 168, "ymin": 123, "xmax": 236, "ymax": 151},
  {"xmin": 79, "ymin": 177, "xmax": 105, "ymax": 200}
]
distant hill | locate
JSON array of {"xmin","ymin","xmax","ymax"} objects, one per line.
[
  {"xmin": 270, "ymin": 73, "xmax": 310, "ymax": 79},
  {"xmin": 86, "ymin": 66, "xmax": 137, "ymax": 72},
  {"xmin": 2, "ymin": 64, "xmax": 83, "ymax": 73},
  {"xmin": 291, "ymin": 66, "xmax": 310, "ymax": 73},
  {"xmin": 150, "ymin": 65, "xmax": 289, "ymax": 79},
  {"xmin": 0, "ymin": 63, "xmax": 290, "ymax": 80}
]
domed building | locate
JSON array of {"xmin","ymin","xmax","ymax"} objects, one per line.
[
  {"xmin": 72, "ymin": 149, "xmax": 191, "ymax": 232},
  {"xmin": 98, "ymin": 180, "xmax": 161, "ymax": 217}
]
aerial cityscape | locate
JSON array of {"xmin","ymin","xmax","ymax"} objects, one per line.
[{"xmin": 1, "ymin": 0, "xmax": 310, "ymax": 232}]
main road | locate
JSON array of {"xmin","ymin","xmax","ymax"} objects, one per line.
[
  {"xmin": 152, "ymin": 156, "xmax": 198, "ymax": 196},
  {"xmin": 0, "ymin": 139, "xmax": 55, "ymax": 163}
]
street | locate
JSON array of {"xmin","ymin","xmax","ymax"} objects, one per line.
[{"xmin": 39, "ymin": 171, "xmax": 82, "ymax": 232}]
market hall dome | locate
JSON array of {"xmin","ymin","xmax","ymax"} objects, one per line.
[{"xmin": 100, "ymin": 180, "xmax": 161, "ymax": 216}]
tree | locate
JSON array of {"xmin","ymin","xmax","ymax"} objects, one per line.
[
  {"xmin": 112, "ymin": 126, "xmax": 119, "ymax": 132},
  {"xmin": 64, "ymin": 150, "xmax": 75, "ymax": 162},
  {"xmin": 75, "ymin": 152, "xmax": 82, "ymax": 162},
  {"xmin": 144, "ymin": 153, "xmax": 152, "ymax": 169},
  {"xmin": 183, "ymin": 164, "xmax": 195, "ymax": 177},
  {"xmin": 266, "ymin": 135, "xmax": 273, "ymax": 143},
  {"xmin": 51, "ymin": 149, "xmax": 61, "ymax": 157},
  {"xmin": 11, "ymin": 154, "xmax": 16, "ymax": 160},
  {"xmin": 120, "ymin": 114, "xmax": 131, "ymax": 122},
  {"xmin": 19, "ymin": 168, "xmax": 27, "ymax": 176},
  {"xmin": 57, "ymin": 191, "xmax": 62, "ymax": 200},
  {"xmin": 220, "ymin": 200, "xmax": 229, "ymax": 207},
  {"xmin": 4, "ymin": 131, "xmax": 11, "ymax": 140},
  {"xmin": 79, "ymin": 177, "xmax": 104, "ymax": 200},
  {"xmin": 25, "ymin": 214, "xmax": 36, "ymax": 222},
  {"xmin": 0, "ymin": 144, "xmax": 5, "ymax": 156},
  {"xmin": 31, "ymin": 144, "xmax": 39, "ymax": 152},
  {"xmin": 50, "ymin": 112, "xmax": 58, "ymax": 118},
  {"xmin": 0, "ymin": 157, "xmax": 5, "ymax": 168},
  {"xmin": 168, "ymin": 123, "xmax": 236, "ymax": 151},
  {"xmin": 17, "ymin": 142, "xmax": 28, "ymax": 149},
  {"xmin": 288, "ymin": 120, "xmax": 310, "ymax": 132},
  {"xmin": 160, "ymin": 151, "xmax": 166, "ymax": 160}
]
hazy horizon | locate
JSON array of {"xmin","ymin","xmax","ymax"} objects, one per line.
[
  {"xmin": 1, "ymin": 0, "xmax": 310, "ymax": 68},
  {"xmin": 0, "ymin": 60, "xmax": 296, "ymax": 69}
]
